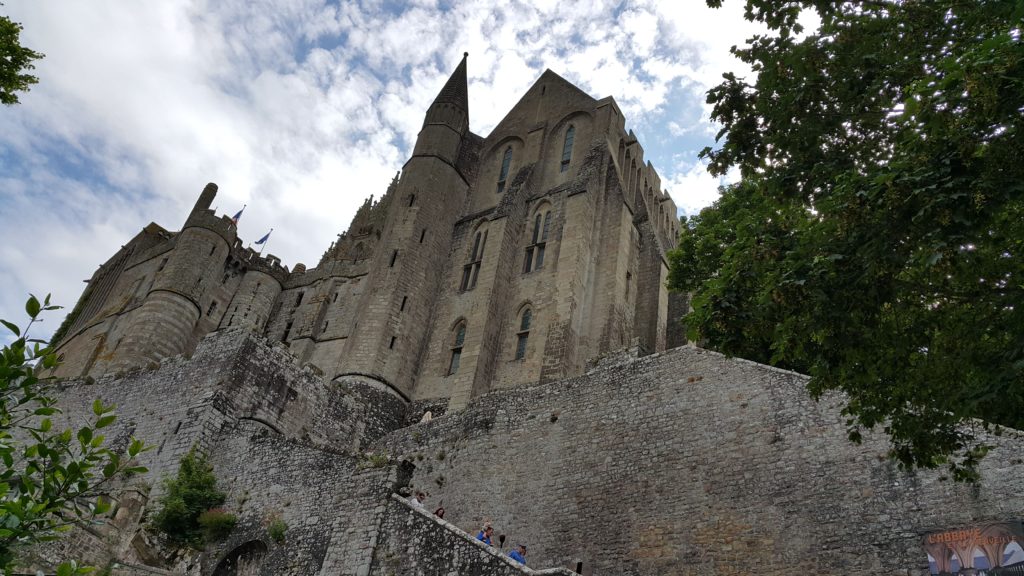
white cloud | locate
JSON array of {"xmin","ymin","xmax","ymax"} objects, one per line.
[
  {"xmin": 664, "ymin": 160, "xmax": 731, "ymax": 217},
  {"xmin": 0, "ymin": 0, "xmax": 783, "ymax": 338}
]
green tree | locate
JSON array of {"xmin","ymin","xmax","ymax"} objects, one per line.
[
  {"xmin": 0, "ymin": 295, "xmax": 148, "ymax": 571},
  {"xmin": 670, "ymin": 0, "xmax": 1024, "ymax": 480},
  {"xmin": 152, "ymin": 449, "xmax": 227, "ymax": 547},
  {"xmin": 0, "ymin": 5, "xmax": 44, "ymax": 105}
]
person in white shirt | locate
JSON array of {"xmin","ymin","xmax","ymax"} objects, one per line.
[{"xmin": 408, "ymin": 491, "xmax": 426, "ymax": 508}]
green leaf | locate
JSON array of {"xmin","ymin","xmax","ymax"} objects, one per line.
[
  {"xmin": 25, "ymin": 295, "xmax": 41, "ymax": 319},
  {"xmin": 128, "ymin": 438, "xmax": 145, "ymax": 457},
  {"xmin": 92, "ymin": 399, "xmax": 103, "ymax": 416},
  {"xmin": 94, "ymin": 415, "xmax": 116, "ymax": 429},
  {"xmin": 0, "ymin": 320, "xmax": 19, "ymax": 337}
]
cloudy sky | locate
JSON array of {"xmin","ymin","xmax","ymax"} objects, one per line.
[{"xmin": 0, "ymin": 0, "xmax": 794, "ymax": 340}]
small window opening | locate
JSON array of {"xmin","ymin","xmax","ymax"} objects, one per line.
[
  {"xmin": 157, "ymin": 257, "xmax": 168, "ymax": 272},
  {"xmin": 524, "ymin": 210, "xmax": 551, "ymax": 273},
  {"xmin": 515, "ymin": 308, "xmax": 532, "ymax": 360},
  {"xmin": 419, "ymin": 229, "xmax": 426, "ymax": 243},
  {"xmin": 626, "ymin": 271, "xmax": 632, "ymax": 296},
  {"xmin": 408, "ymin": 194, "xmax": 415, "ymax": 207},
  {"xmin": 390, "ymin": 250, "xmax": 398, "ymax": 267},
  {"xmin": 333, "ymin": 292, "xmax": 339, "ymax": 303},
  {"xmin": 461, "ymin": 230, "xmax": 487, "ymax": 290},
  {"xmin": 400, "ymin": 296, "xmax": 407, "ymax": 311},
  {"xmin": 206, "ymin": 301, "xmax": 218, "ymax": 317},
  {"xmin": 560, "ymin": 125, "xmax": 575, "ymax": 172},
  {"xmin": 209, "ymin": 244, "xmax": 216, "ymax": 256},
  {"xmin": 497, "ymin": 147, "xmax": 512, "ymax": 193},
  {"xmin": 295, "ymin": 292, "xmax": 304, "ymax": 307},
  {"xmin": 322, "ymin": 321, "xmax": 329, "ymax": 332},
  {"xmin": 282, "ymin": 321, "xmax": 293, "ymax": 342},
  {"xmin": 389, "ymin": 336, "xmax": 396, "ymax": 349},
  {"xmin": 173, "ymin": 421, "xmax": 182, "ymax": 434},
  {"xmin": 449, "ymin": 323, "xmax": 466, "ymax": 375}
]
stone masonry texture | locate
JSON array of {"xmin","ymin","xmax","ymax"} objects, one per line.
[{"xmin": 29, "ymin": 56, "xmax": 1024, "ymax": 575}]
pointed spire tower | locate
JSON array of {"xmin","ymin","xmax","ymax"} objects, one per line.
[
  {"xmin": 335, "ymin": 53, "xmax": 475, "ymax": 402},
  {"xmin": 412, "ymin": 52, "xmax": 470, "ymax": 166}
]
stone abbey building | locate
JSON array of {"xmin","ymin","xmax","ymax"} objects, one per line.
[
  {"xmin": 52, "ymin": 53, "xmax": 684, "ymax": 412},
  {"xmin": 41, "ymin": 57, "xmax": 1024, "ymax": 576}
]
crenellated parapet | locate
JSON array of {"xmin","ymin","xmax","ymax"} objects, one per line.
[{"xmin": 226, "ymin": 240, "xmax": 290, "ymax": 284}]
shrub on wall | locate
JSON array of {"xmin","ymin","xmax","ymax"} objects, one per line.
[
  {"xmin": 198, "ymin": 508, "xmax": 237, "ymax": 542},
  {"xmin": 268, "ymin": 518, "xmax": 288, "ymax": 543},
  {"xmin": 152, "ymin": 449, "xmax": 227, "ymax": 546}
]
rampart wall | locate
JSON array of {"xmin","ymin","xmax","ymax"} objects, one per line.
[
  {"xmin": 376, "ymin": 345, "xmax": 1024, "ymax": 575},
  {"xmin": 201, "ymin": 420, "xmax": 393, "ymax": 576},
  {"xmin": 38, "ymin": 328, "xmax": 1024, "ymax": 576}
]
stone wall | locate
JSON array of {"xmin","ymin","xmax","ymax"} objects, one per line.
[
  {"xmin": 201, "ymin": 420, "xmax": 392, "ymax": 576},
  {"xmin": 375, "ymin": 344, "xmax": 1024, "ymax": 575}
]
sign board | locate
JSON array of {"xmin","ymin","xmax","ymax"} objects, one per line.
[{"xmin": 923, "ymin": 521, "xmax": 1024, "ymax": 575}]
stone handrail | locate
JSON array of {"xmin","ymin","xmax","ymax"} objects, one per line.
[{"xmin": 391, "ymin": 494, "xmax": 579, "ymax": 575}]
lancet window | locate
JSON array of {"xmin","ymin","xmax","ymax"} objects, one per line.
[
  {"xmin": 460, "ymin": 228, "xmax": 488, "ymax": 291},
  {"xmin": 515, "ymin": 308, "xmax": 532, "ymax": 360},
  {"xmin": 497, "ymin": 147, "xmax": 512, "ymax": 193},
  {"xmin": 523, "ymin": 209, "xmax": 551, "ymax": 273},
  {"xmin": 560, "ymin": 125, "xmax": 575, "ymax": 172}
]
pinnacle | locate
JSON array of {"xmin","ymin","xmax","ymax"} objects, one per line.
[{"xmin": 431, "ymin": 52, "xmax": 468, "ymax": 112}]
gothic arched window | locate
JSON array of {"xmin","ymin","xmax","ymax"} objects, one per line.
[
  {"xmin": 460, "ymin": 227, "xmax": 488, "ymax": 291},
  {"xmin": 523, "ymin": 209, "xmax": 552, "ymax": 273},
  {"xmin": 515, "ymin": 308, "xmax": 532, "ymax": 360},
  {"xmin": 497, "ymin": 147, "xmax": 513, "ymax": 193},
  {"xmin": 449, "ymin": 322, "xmax": 466, "ymax": 375},
  {"xmin": 560, "ymin": 125, "xmax": 575, "ymax": 172}
]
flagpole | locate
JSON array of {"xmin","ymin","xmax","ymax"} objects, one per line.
[{"xmin": 257, "ymin": 228, "xmax": 274, "ymax": 256}]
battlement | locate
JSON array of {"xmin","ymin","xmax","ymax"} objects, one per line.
[{"xmin": 226, "ymin": 239, "xmax": 290, "ymax": 282}]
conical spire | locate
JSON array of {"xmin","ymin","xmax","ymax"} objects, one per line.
[
  {"xmin": 422, "ymin": 52, "xmax": 469, "ymax": 133},
  {"xmin": 433, "ymin": 52, "xmax": 468, "ymax": 110}
]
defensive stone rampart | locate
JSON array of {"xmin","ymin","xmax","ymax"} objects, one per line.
[{"xmin": 376, "ymin": 344, "xmax": 1024, "ymax": 575}]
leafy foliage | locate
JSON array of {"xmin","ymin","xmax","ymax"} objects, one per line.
[
  {"xmin": 671, "ymin": 0, "xmax": 1024, "ymax": 480},
  {"xmin": 197, "ymin": 508, "xmax": 237, "ymax": 542},
  {"xmin": 0, "ymin": 6, "xmax": 44, "ymax": 105},
  {"xmin": 267, "ymin": 518, "xmax": 287, "ymax": 544},
  {"xmin": 151, "ymin": 449, "xmax": 226, "ymax": 546},
  {"xmin": 0, "ymin": 295, "xmax": 148, "ymax": 570}
]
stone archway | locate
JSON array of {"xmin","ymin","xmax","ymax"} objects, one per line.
[{"xmin": 212, "ymin": 540, "xmax": 268, "ymax": 576}]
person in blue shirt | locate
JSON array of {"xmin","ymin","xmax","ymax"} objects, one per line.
[
  {"xmin": 476, "ymin": 525, "xmax": 493, "ymax": 545},
  {"xmin": 508, "ymin": 544, "xmax": 527, "ymax": 565}
]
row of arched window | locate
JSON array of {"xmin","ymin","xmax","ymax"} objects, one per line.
[
  {"xmin": 459, "ymin": 204, "xmax": 553, "ymax": 292},
  {"xmin": 447, "ymin": 306, "xmax": 533, "ymax": 375},
  {"xmin": 495, "ymin": 125, "xmax": 575, "ymax": 195}
]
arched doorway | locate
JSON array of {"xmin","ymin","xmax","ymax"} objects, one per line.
[{"xmin": 212, "ymin": 540, "xmax": 268, "ymax": 576}]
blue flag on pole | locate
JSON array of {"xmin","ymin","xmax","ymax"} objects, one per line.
[
  {"xmin": 255, "ymin": 230, "xmax": 272, "ymax": 245},
  {"xmin": 231, "ymin": 206, "xmax": 245, "ymax": 225}
]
